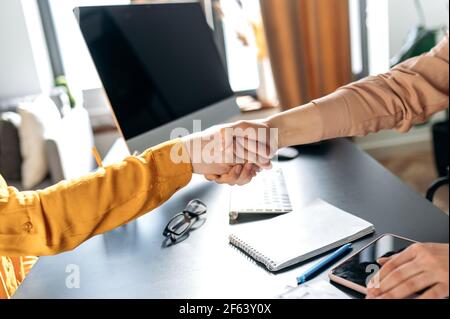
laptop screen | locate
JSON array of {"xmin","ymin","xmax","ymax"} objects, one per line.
[{"xmin": 76, "ymin": 3, "xmax": 233, "ymax": 140}]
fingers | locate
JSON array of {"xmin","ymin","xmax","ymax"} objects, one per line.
[
  {"xmin": 235, "ymin": 163, "xmax": 257, "ymax": 186},
  {"xmin": 187, "ymin": 123, "xmax": 275, "ymax": 176},
  {"xmin": 233, "ymin": 121, "xmax": 277, "ymax": 153},
  {"xmin": 367, "ymin": 260, "xmax": 426, "ymax": 299},
  {"xmin": 369, "ymin": 245, "xmax": 418, "ymax": 288},
  {"xmin": 222, "ymin": 134, "xmax": 272, "ymax": 168},
  {"xmin": 206, "ymin": 164, "xmax": 259, "ymax": 186},
  {"xmin": 205, "ymin": 174, "xmax": 219, "ymax": 182},
  {"xmin": 417, "ymin": 283, "xmax": 449, "ymax": 299},
  {"xmin": 236, "ymin": 136, "xmax": 273, "ymax": 161},
  {"xmin": 216, "ymin": 163, "xmax": 235, "ymax": 176},
  {"xmin": 373, "ymin": 272, "xmax": 436, "ymax": 299},
  {"xmin": 378, "ymin": 261, "xmax": 423, "ymax": 294},
  {"xmin": 367, "ymin": 243, "xmax": 450, "ymax": 299},
  {"xmin": 235, "ymin": 137, "xmax": 273, "ymax": 168},
  {"xmin": 220, "ymin": 121, "xmax": 278, "ymax": 164},
  {"xmin": 213, "ymin": 165, "xmax": 243, "ymax": 186},
  {"xmin": 377, "ymin": 257, "xmax": 391, "ymax": 265}
]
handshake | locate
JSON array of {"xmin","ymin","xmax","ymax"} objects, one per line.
[{"xmin": 179, "ymin": 120, "xmax": 279, "ymax": 186}]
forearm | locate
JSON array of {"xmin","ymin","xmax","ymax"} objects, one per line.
[
  {"xmin": 267, "ymin": 35, "xmax": 449, "ymax": 146},
  {"xmin": 265, "ymin": 103, "xmax": 324, "ymax": 148},
  {"xmin": 0, "ymin": 140, "xmax": 192, "ymax": 257}
]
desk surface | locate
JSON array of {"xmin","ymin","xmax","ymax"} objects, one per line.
[{"xmin": 14, "ymin": 139, "xmax": 449, "ymax": 299}]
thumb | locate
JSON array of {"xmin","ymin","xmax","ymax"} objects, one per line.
[{"xmin": 205, "ymin": 175, "xmax": 219, "ymax": 182}]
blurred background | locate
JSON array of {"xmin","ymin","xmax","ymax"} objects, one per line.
[{"xmin": 0, "ymin": 0, "xmax": 448, "ymax": 211}]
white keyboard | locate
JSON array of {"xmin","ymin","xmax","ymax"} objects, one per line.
[{"xmin": 229, "ymin": 168, "xmax": 293, "ymax": 221}]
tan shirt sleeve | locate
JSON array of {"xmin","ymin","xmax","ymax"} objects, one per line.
[
  {"xmin": 0, "ymin": 139, "xmax": 192, "ymax": 257},
  {"xmin": 313, "ymin": 35, "xmax": 449, "ymax": 140}
]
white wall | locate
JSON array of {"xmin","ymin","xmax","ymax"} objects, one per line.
[
  {"xmin": 366, "ymin": 0, "xmax": 391, "ymax": 75},
  {"xmin": 389, "ymin": 0, "xmax": 449, "ymax": 58},
  {"xmin": 0, "ymin": 0, "xmax": 53, "ymax": 100},
  {"xmin": 22, "ymin": 0, "xmax": 54, "ymax": 96}
]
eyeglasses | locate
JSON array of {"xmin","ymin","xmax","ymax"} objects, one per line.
[{"xmin": 163, "ymin": 199, "xmax": 207, "ymax": 244}]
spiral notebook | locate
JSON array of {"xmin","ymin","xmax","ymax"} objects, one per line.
[{"xmin": 229, "ymin": 199, "xmax": 375, "ymax": 272}]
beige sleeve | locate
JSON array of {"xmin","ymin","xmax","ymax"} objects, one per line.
[{"xmin": 313, "ymin": 35, "xmax": 449, "ymax": 140}]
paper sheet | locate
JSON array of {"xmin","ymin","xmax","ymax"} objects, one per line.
[{"xmin": 277, "ymin": 280, "xmax": 351, "ymax": 299}]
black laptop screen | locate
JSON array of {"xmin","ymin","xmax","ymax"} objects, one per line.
[{"xmin": 77, "ymin": 3, "xmax": 233, "ymax": 140}]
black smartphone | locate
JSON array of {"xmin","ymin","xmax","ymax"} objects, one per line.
[{"xmin": 329, "ymin": 234, "xmax": 417, "ymax": 294}]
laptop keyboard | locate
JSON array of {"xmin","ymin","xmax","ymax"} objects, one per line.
[{"xmin": 229, "ymin": 168, "xmax": 293, "ymax": 220}]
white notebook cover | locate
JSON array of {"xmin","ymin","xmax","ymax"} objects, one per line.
[{"xmin": 229, "ymin": 199, "xmax": 375, "ymax": 272}]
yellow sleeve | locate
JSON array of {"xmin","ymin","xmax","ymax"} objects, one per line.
[{"xmin": 0, "ymin": 139, "xmax": 192, "ymax": 256}]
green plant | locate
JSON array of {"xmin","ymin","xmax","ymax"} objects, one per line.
[{"xmin": 55, "ymin": 76, "xmax": 76, "ymax": 108}]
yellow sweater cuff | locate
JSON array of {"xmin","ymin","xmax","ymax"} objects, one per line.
[{"xmin": 142, "ymin": 139, "xmax": 193, "ymax": 191}]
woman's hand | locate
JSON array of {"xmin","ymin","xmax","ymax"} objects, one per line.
[
  {"xmin": 181, "ymin": 125, "xmax": 269, "ymax": 185},
  {"xmin": 202, "ymin": 120, "xmax": 277, "ymax": 185},
  {"xmin": 220, "ymin": 120, "xmax": 279, "ymax": 164},
  {"xmin": 367, "ymin": 243, "xmax": 449, "ymax": 299},
  {"xmin": 202, "ymin": 102, "xmax": 325, "ymax": 186},
  {"xmin": 205, "ymin": 163, "xmax": 260, "ymax": 186}
]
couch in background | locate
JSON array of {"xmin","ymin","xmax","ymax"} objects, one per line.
[{"xmin": 0, "ymin": 89, "xmax": 95, "ymax": 190}]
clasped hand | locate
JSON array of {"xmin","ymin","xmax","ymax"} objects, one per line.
[{"xmin": 182, "ymin": 120, "xmax": 278, "ymax": 186}]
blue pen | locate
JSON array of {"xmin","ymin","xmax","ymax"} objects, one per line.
[{"xmin": 297, "ymin": 243, "xmax": 353, "ymax": 285}]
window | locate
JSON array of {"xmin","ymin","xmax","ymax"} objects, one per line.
[
  {"xmin": 366, "ymin": 0, "xmax": 390, "ymax": 75},
  {"xmin": 48, "ymin": 0, "xmax": 130, "ymax": 92},
  {"xmin": 348, "ymin": 0, "xmax": 369, "ymax": 80},
  {"xmin": 217, "ymin": 0, "xmax": 261, "ymax": 93}
]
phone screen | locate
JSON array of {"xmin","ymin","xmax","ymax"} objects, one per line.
[{"xmin": 331, "ymin": 235, "xmax": 415, "ymax": 288}]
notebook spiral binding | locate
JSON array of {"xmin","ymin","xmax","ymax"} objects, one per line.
[{"xmin": 229, "ymin": 234, "xmax": 278, "ymax": 271}]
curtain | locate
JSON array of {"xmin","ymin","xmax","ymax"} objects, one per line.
[{"xmin": 260, "ymin": 0, "xmax": 352, "ymax": 110}]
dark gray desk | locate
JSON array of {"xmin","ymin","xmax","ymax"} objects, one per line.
[{"xmin": 14, "ymin": 139, "xmax": 449, "ymax": 299}]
